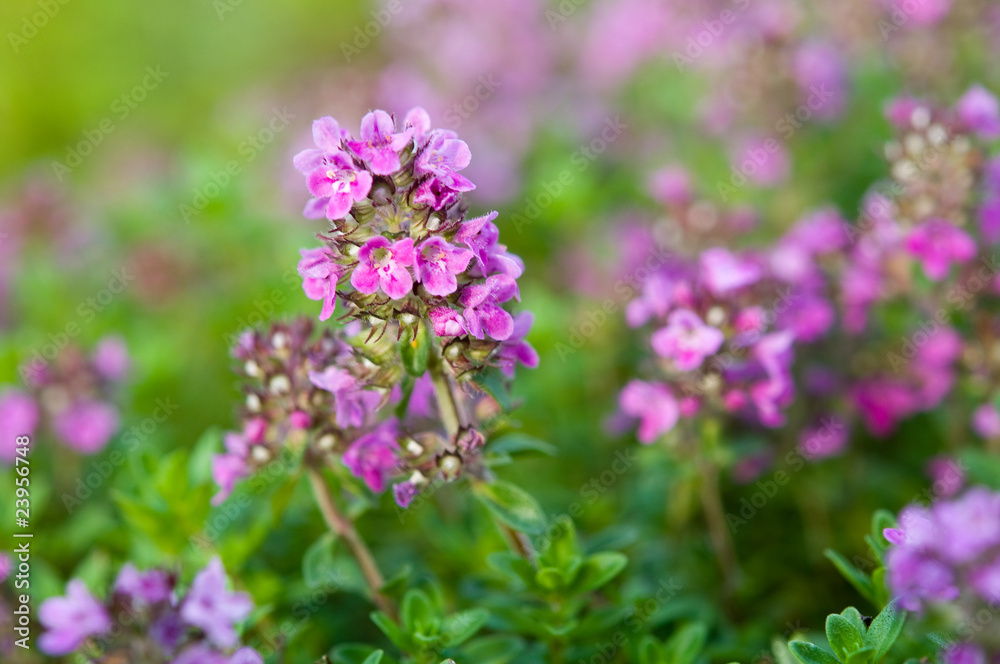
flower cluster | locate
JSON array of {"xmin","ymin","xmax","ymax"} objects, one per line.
[
  {"xmin": 38, "ymin": 557, "xmax": 260, "ymax": 663},
  {"xmin": 884, "ymin": 488, "xmax": 1000, "ymax": 664},
  {"xmin": 0, "ymin": 336, "xmax": 128, "ymax": 462},
  {"xmin": 294, "ymin": 108, "xmax": 536, "ymax": 378}
]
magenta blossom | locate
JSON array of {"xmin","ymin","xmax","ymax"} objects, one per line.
[
  {"xmin": 352, "ymin": 236, "xmax": 416, "ymax": 300},
  {"xmin": 414, "ymin": 237, "xmax": 474, "ymax": 296},
  {"xmin": 92, "ymin": 336, "xmax": 130, "ymax": 381},
  {"xmin": 454, "ymin": 211, "xmax": 524, "ymax": 278},
  {"xmin": 494, "ymin": 311, "xmax": 540, "ymax": 377},
  {"xmin": 308, "ymin": 366, "xmax": 382, "ymax": 429},
  {"xmin": 972, "ymin": 403, "xmax": 1000, "ymax": 438},
  {"xmin": 180, "ymin": 557, "xmax": 254, "ymax": 649},
  {"xmin": 700, "ymin": 247, "xmax": 762, "ymax": 295},
  {"xmin": 459, "ymin": 274, "xmax": 519, "ymax": 340},
  {"xmin": 52, "ymin": 400, "xmax": 120, "ymax": 454},
  {"xmin": 620, "ymin": 380, "xmax": 679, "ymax": 443},
  {"xmin": 342, "ymin": 420, "xmax": 399, "ymax": 493},
  {"xmin": 957, "ymin": 85, "xmax": 1000, "ymax": 139},
  {"xmin": 38, "ymin": 580, "xmax": 112, "ymax": 655},
  {"xmin": 305, "ymin": 151, "xmax": 373, "ymax": 221},
  {"xmin": 115, "ymin": 564, "xmax": 173, "ymax": 604},
  {"xmin": 346, "ymin": 110, "xmax": 413, "ymax": 175},
  {"xmin": 414, "ymin": 129, "xmax": 475, "ymax": 192},
  {"xmin": 429, "ymin": 306, "xmax": 467, "ymax": 336},
  {"xmin": 211, "ymin": 432, "xmax": 250, "ymax": 505},
  {"xmin": 651, "ymin": 308, "xmax": 724, "ymax": 371},
  {"xmin": 298, "ymin": 246, "xmax": 343, "ymax": 321},
  {"xmin": 904, "ymin": 219, "xmax": 977, "ymax": 280},
  {"xmin": 0, "ymin": 389, "xmax": 39, "ymax": 464}
]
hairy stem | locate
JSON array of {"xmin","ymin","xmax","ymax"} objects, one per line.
[{"xmin": 306, "ymin": 464, "xmax": 395, "ymax": 618}]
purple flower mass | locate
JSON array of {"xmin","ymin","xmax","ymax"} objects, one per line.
[
  {"xmin": 180, "ymin": 557, "xmax": 254, "ymax": 649},
  {"xmin": 308, "ymin": 365, "xmax": 382, "ymax": 428},
  {"xmin": 346, "ymin": 110, "xmax": 413, "ymax": 175},
  {"xmin": 38, "ymin": 580, "xmax": 112, "ymax": 655},
  {"xmin": 904, "ymin": 219, "xmax": 977, "ymax": 280},
  {"xmin": 52, "ymin": 399, "xmax": 120, "ymax": 454},
  {"xmin": 342, "ymin": 420, "xmax": 400, "ymax": 493},
  {"xmin": 620, "ymin": 380, "xmax": 679, "ymax": 443},
  {"xmin": 651, "ymin": 308, "xmax": 725, "ymax": 371},
  {"xmin": 459, "ymin": 274, "xmax": 519, "ymax": 340},
  {"xmin": 351, "ymin": 236, "xmax": 416, "ymax": 300}
]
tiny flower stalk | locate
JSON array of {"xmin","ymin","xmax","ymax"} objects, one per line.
[{"xmin": 697, "ymin": 418, "xmax": 742, "ymax": 594}]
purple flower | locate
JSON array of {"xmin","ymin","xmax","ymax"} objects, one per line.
[
  {"xmin": 459, "ymin": 274, "xmax": 519, "ymax": 341},
  {"xmin": 798, "ymin": 418, "xmax": 848, "ymax": 460},
  {"xmin": 342, "ymin": 420, "xmax": 399, "ymax": 493},
  {"xmin": 700, "ymin": 248, "xmax": 761, "ymax": 295},
  {"xmin": 92, "ymin": 336, "xmax": 130, "ymax": 381},
  {"xmin": 750, "ymin": 331, "xmax": 796, "ymax": 427},
  {"xmin": 429, "ymin": 307, "xmax": 468, "ymax": 336},
  {"xmin": 0, "ymin": 553, "xmax": 11, "ymax": 584},
  {"xmin": 211, "ymin": 433, "xmax": 250, "ymax": 505},
  {"xmin": 651, "ymin": 308, "xmax": 724, "ymax": 371},
  {"xmin": 53, "ymin": 400, "xmax": 120, "ymax": 454},
  {"xmin": 454, "ymin": 211, "xmax": 524, "ymax": 278},
  {"xmin": 414, "ymin": 129, "xmax": 475, "ymax": 192},
  {"xmin": 230, "ymin": 647, "xmax": 265, "ymax": 664},
  {"xmin": 346, "ymin": 110, "xmax": 413, "ymax": 175},
  {"xmin": 971, "ymin": 556, "xmax": 1000, "ymax": 603},
  {"xmin": 648, "ymin": 166, "xmax": 691, "ymax": 206},
  {"xmin": 180, "ymin": 557, "xmax": 253, "ymax": 649},
  {"xmin": 792, "ymin": 40, "xmax": 847, "ymax": 121},
  {"xmin": 731, "ymin": 137, "xmax": 789, "ymax": 186},
  {"xmin": 619, "ymin": 380, "xmax": 679, "ymax": 443},
  {"xmin": 309, "ymin": 366, "xmax": 382, "ymax": 429},
  {"xmin": 294, "ymin": 117, "xmax": 348, "ymax": 166},
  {"xmin": 150, "ymin": 610, "xmax": 186, "ymax": 651},
  {"xmin": 172, "ymin": 644, "xmax": 230, "ymax": 664},
  {"xmin": 305, "ymin": 151, "xmax": 373, "ymax": 221},
  {"xmin": 351, "ymin": 236, "xmax": 416, "ymax": 300},
  {"xmin": 972, "ymin": 403, "xmax": 1000, "ymax": 438},
  {"xmin": 403, "ymin": 107, "xmax": 432, "ymax": 145},
  {"xmin": 298, "ymin": 246, "xmax": 343, "ymax": 321},
  {"xmin": 904, "ymin": 219, "xmax": 977, "ymax": 280},
  {"xmin": 956, "ymin": 85, "xmax": 1000, "ymax": 139},
  {"xmin": 414, "ymin": 237, "xmax": 473, "ymax": 296},
  {"xmin": 933, "ymin": 488, "xmax": 1000, "ymax": 564},
  {"xmin": 38, "ymin": 580, "xmax": 112, "ymax": 655},
  {"xmin": 115, "ymin": 563, "xmax": 172, "ymax": 604},
  {"xmin": 928, "ymin": 456, "xmax": 966, "ymax": 498},
  {"xmin": 394, "ymin": 480, "xmax": 420, "ymax": 508},
  {"xmin": 853, "ymin": 380, "xmax": 917, "ymax": 437},
  {"xmin": 885, "ymin": 548, "xmax": 959, "ymax": 611},
  {"xmin": 494, "ymin": 312, "xmax": 540, "ymax": 377},
  {"xmin": 0, "ymin": 389, "xmax": 39, "ymax": 464},
  {"xmin": 943, "ymin": 645, "xmax": 986, "ymax": 664},
  {"xmin": 880, "ymin": 0, "xmax": 950, "ymax": 25}
]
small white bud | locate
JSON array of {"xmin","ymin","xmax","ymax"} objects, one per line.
[
  {"xmin": 406, "ymin": 440, "xmax": 424, "ymax": 456},
  {"xmin": 317, "ymin": 434, "xmax": 336, "ymax": 451},
  {"xmin": 246, "ymin": 393, "xmax": 262, "ymax": 412},
  {"xmin": 706, "ymin": 306, "xmax": 726, "ymax": 327},
  {"xmin": 251, "ymin": 446, "xmax": 271, "ymax": 462},
  {"xmin": 271, "ymin": 332, "xmax": 288, "ymax": 350},
  {"xmin": 244, "ymin": 360, "xmax": 260, "ymax": 377},
  {"xmin": 911, "ymin": 106, "xmax": 931, "ymax": 129},
  {"xmin": 269, "ymin": 375, "xmax": 291, "ymax": 394},
  {"xmin": 409, "ymin": 470, "xmax": 427, "ymax": 485}
]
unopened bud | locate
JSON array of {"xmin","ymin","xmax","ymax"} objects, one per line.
[
  {"xmin": 246, "ymin": 393, "xmax": 262, "ymax": 412},
  {"xmin": 269, "ymin": 375, "xmax": 291, "ymax": 394},
  {"xmin": 244, "ymin": 360, "xmax": 261, "ymax": 377},
  {"xmin": 251, "ymin": 446, "xmax": 271, "ymax": 463}
]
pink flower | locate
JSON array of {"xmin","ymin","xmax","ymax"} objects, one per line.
[
  {"xmin": 494, "ymin": 311, "xmax": 539, "ymax": 377},
  {"xmin": 732, "ymin": 137, "xmax": 789, "ymax": 186},
  {"xmin": 700, "ymin": 248, "xmax": 762, "ymax": 295},
  {"xmin": 180, "ymin": 557, "xmax": 254, "ymax": 649},
  {"xmin": 972, "ymin": 403, "xmax": 1000, "ymax": 438},
  {"xmin": 352, "ymin": 236, "xmax": 416, "ymax": 300},
  {"xmin": 429, "ymin": 306, "xmax": 467, "ymax": 336},
  {"xmin": 305, "ymin": 151, "xmax": 373, "ymax": 221},
  {"xmin": 342, "ymin": 420, "xmax": 399, "ymax": 493},
  {"xmin": 904, "ymin": 219, "xmax": 977, "ymax": 281},
  {"xmin": 648, "ymin": 166, "xmax": 691, "ymax": 206},
  {"xmin": 92, "ymin": 336, "xmax": 130, "ymax": 381},
  {"xmin": 39, "ymin": 580, "xmax": 112, "ymax": 655},
  {"xmin": 454, "ymin": 211, "xmax": 524, "ymax": 278},
  {"xmin": 619, "ymin": 380, "xmax": 679, "ymax": 443},
  {"xmin": 53, "ymin": 400, "xmax": 120, "ymax": 454},
  {"xmin": 0, "ymin": 389, "xmax": 39, "ymax": 464},
  {"xmin": 211, "ymin": 432, "xmax": 250, "ymax": 505},
  {"xmin": 651, "ymin": 308, "xmax": 724, "ymax": 371},
  {"xmin": 308, "ymin": 366, "xmax": 382, "ymax": 429},
  {"xmin": 414, "ymin": 237, "xmax": 473, "ymax": 296},
  {"xmin": 956, "ymin": 85, "xmax": 1000, "ymax": 139},
  {"xmin": 414, "ymin": 129, "xmax": 475, "ymax": 192},
  {"xmin": 458, "ymin": 274, "xmax": 519, "ymax": 340},
  {"xmin": 114, "ymin": 564, "xmax": 172, "ymax": 604},
  {"xmin": 298, "ymin": 246, "xmax": 343, "ymax": 321},
  {"xmin": 880, "ymin": 0, "xmax": 950, "ymax": 26},
  {"xmin": 346, "ymin": 110, "xmax": 413, "ymax": 175}
]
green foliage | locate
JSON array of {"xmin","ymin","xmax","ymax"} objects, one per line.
[{"xmin": 789, "ymin": 604, "xmax": 906, "ymax": 664}]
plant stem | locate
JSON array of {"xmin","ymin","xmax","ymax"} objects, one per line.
[
  {"xmin": 429, "ymin": 356, "xmax": 537, "ymax": 563},
  {"xmin": 697, "ymin": 419, "xmax": 741, "ymax": 593},
  {"xmin": 305, "ymin": 464, "xmax": 395, "ymax": 618}
]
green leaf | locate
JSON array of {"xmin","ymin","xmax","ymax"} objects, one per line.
[
  {"xmin": 863, "ymin": 602, "xmax": 906, "ymax": 662},
  {"xmin": 537, "ymin": 516, "xmax": 579, "ymax": 570},
  {"xmin": 441, "ymin": 608, "xmax": 489, "ymax": 647},
  {"xmin": 330, "ymin": 645, "xmax": 386, "ymax": 664},
  {"xmin": 459, "ymin": 635, "xmax": 526, "ymax": 664},
  {"xmin": 826, "ymin": 614, "xmax": 864, "ymax": 662},
  {"xmin": 664, "ymin": 623, "xmax": 708, "ymax": 664},
  {"xmin": 824, "ymin": 549, "xmax": 876, "ymax": 605},
  {"xmin": 487, "ymin": 433, "xmax": 558, "ymax": 457},
  {"xmin": 370, "ymin": 611, "xmax": 411, "ymax": 652},
  {"xmin": 472, "ymin": 367, "xmax": 512, "ymax": 412},
  {"xmin": 845, "ymin": 647, "xmax": 876, "ymax": 664},
  {"xmin": 772, "ymin": 638, "xmax": 799, "ymax": 664},
  {"xmin": 638, "ymin": 635, "xmax": 666, "ymax": 664},
  {"xmin": 535, "ymin": 566, "xmax": 566, "ymax": 591},
  {"xmin": 487, "ymin": 551, "xmax": 536, "ymax": 586},
  {"xmin": 399, "ymin": 325, "xmax": 432, "ymax": 377},
  {"xmin": 839, "ymin": 608, "xmax": 867, "ymax": 639},
  {"xmin": 401, "ymin": 588, "xmax": 441, "ymax": 637},
  {"xmin": 302, "ymin": 532, "xmax": 338, "ymax": 589},
  {"xmin": 789, "ymin": 642, "xmax": 842, "ymax": 664},
  {"xmin": 472, "ymin": 480, "xmax": 547, "ymax": 535},
  {"xmin": 573, "ymin": 552, "xmax": 628, "ymax": 594}
]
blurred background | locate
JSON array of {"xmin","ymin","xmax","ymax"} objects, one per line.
[{"xmin": 2, "ymin": 0, "xmax": 1000, "ymax": 661}]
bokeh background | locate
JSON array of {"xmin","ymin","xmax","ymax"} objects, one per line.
[{"xmin": 2, "ymin": 0, "xmax": 1000, "ymax": 661}]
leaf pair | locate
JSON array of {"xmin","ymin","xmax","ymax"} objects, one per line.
[{"xmin": 789, "ymin": 603, "xmax": 906, "ymax": 664}]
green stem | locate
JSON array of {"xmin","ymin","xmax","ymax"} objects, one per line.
[{"xmin": 698, "ymin": 420, "xmax": 741, "ymax": 593}]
